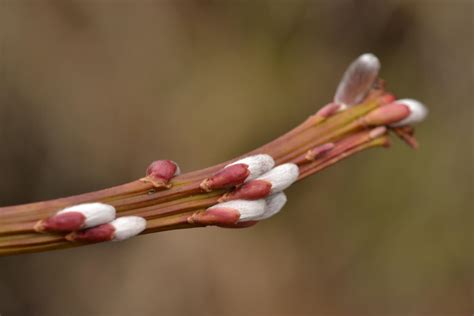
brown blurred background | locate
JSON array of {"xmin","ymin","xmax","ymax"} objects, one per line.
[{"xmin": 0, "ymin": 1, "xmax": 472, "ymax": 315}]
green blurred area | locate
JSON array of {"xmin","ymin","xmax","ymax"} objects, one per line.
[{"xmin": 0, "ymin": 1, "xmax": 472, "ymax": 315}]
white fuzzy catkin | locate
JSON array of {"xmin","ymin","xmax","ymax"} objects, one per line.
[
  {"xmin": 257, "ymin": 163, "xmax": 299, "ymax": 193},
  {"xmin": 254, "ymin": 192, "xmax": 288, "ymax": 221},
  {"xmin": 390, "ymin": 99, "xmax": 428, "ymax": 127},
  {"xmin": 226, "ymin": 154, "xmax": 275, "ymax": 181},
  {"xmin": 209, "ymin": 199, "xmax": 266, "ymax": 222},
  {"xmin": 57, "ymin": 203, "xmax": 116, "ymax": 228},
  {"xmin": 334, "ymin": 53, "xmax": 381, "ymax": 107},
  {"xmin": 111, "ymin": 216, "xmax": 147, "ymax": 241}
]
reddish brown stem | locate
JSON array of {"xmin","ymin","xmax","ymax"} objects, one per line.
[{"xmin": 0, "ymin": 88, "xmax": 416, "ymax": 256}]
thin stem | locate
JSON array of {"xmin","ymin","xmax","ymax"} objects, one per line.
[{"xmin": 0, "ymin": 89, "xmax": 409, "ymax": 256}]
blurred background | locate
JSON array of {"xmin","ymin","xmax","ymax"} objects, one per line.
[{"xmin": 0, "ymin": 1, "xmax": 472, "ymax": 315}]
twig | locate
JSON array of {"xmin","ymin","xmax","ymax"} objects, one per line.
[{"xmin": 0, "ymin": 54, "xmax": 428, "ymax": 256}]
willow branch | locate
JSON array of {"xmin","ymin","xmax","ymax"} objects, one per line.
[{"xmin": 0, "ymin": 54, "xmax": 428, "ymax": 256}]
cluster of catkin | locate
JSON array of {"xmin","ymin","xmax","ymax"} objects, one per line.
[
  {"xmin": 23, "ymin": 53, "xmax": 428, "ymax": 247},
  {"xmin": 33, "ymin": 155, "xmax": 299, "ymax": 242}
]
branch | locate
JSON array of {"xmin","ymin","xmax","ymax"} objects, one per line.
[{"xmin": 0, "ymin": 54, "xmax": 428, "ymax": 256}]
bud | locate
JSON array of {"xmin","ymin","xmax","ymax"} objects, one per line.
[
  {"xmin": 187, "ymin": 207, "xmax": 241, "ymax": 226},
  {"xmin": 227, "ymin": 154, "xmax": 275, "ymax": 181},
  {"xmin": 191, "ymin": 199, "xmax": 266, "ymax": 225},
  {"xmin": 255, "ymin": 192, "xmax": 287, "ymax": 220},
  {"xmin": 35, "ymin": 203, "xmax": 116, "ymax": 233},
  {"xmin": 305, "ymin": 143, "xmax": 335, "ymax": 161},
  {"xmin": 66, "ymin": 216, "xmax": 147, "ymax": 242},
  {"xmin": 200, "ymin": 154, "xmax": 274, "ymax": 191},
  {"xmin": 389, "ymin": 99, "xmax": 428, "ymax": 127},
  {"xmin": 142, "ymin": 160, "xmax": 180, "ymax": 187},
  {"xmin": 334, "ymin": 53, "xmax": 381, "ymax": 107},
  {"xmin": 218, "ymin": 179, "xmax": 272, "ymax": 202},
  {"xmin": 256, "ymin": 163, "xmax": 299, "ymax": 193},
  {"xmin": 66, "ymin": 222, "xmax": 115, "ymax": 242},
  {"xmin": 200, "ymin": 164, "xmax": 250, "ymax": 192},
  {"xmin": 363, "ymin": 102, "xmax": 411, "ymax": 126}
]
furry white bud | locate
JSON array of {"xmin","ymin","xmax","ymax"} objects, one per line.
[
  {"xmin": 256, "ymin": 163, "xmax": 299, "ymax": 193},
  {"xmin": 57, "ymin": 202, "xmax": 116, "ymax": 228},
  {"xmin": 334, "ymin": 53, "xmax": 381, "ymax": 107},
  {"xmin": 227, "ymin": 154, "xmax": 275, "ymax": 181},
  {"xmin": 111, "ymin": 216, "xmax": 147, "ymax": 241},
  {"xmin": 208, "ymin": 199, "xmax": 266, "ymax": 222},
  {"xmin": 254, "ymin": 192, "xmax": 287, "ymax": 220},
  {"xmin": 390, "ymin": 99, "xmax": 428, "ymax": 127}
]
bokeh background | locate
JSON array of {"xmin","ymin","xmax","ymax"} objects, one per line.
[{"xmin": 0, "ymin": 1, "xmax": 472, "ymax": 315}]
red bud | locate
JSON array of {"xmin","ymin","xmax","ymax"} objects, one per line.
[
  {"xmin": 142, "ymin": 160, "xmax": 179, "ymax": 187},
  {"xmin": 187, "ymin": 208, "xmax": 240, "ymax": 226},
  {"xmin": 363, "ymin": 103, "xmax": 410, "ymax": 126},
  {"xmin": 200, "ymin": 164, "xmax": 250, "ymax": 192},
  {"xmin": 35, "ymin": 212, "xmax": 86, "ymax": 232},
  {"xmin": 219, "ymin": 180, "xmax": 272, "ymax": 202},
  {"xmin": 66, "ymin": 223, "xmax": 115, "ymax": 242},
  {"xmin": 306, "ymin": 143, "xmax": 335, "ymax": 161}
]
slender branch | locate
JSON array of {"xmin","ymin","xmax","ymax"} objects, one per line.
[{"xmin": 0, "ymin": 54, "xmax": 428, "ymax": 256}]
